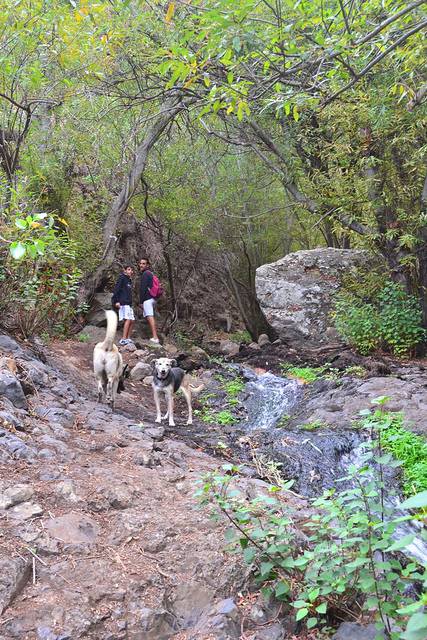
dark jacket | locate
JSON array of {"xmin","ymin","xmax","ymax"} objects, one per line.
[
  {"xmin": 139, "ymin": 270, "xmax": 153, "ymax": 304},
  {"xmin": 112, "ymin": 273, "xmax": 133, "ymax": 306}
]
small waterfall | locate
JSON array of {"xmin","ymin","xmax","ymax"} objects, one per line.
[{"xmin": 240, "ymin": 369, "xmax": 301, "ymax": 431}]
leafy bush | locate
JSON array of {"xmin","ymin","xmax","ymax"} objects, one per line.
[
  {"xmin": 197, "ymin": 404, "xmax": 426, "ymax": 638},
  {"xmin": 333, "ymin": 281, "xmax": 425, "ymax": 357}
]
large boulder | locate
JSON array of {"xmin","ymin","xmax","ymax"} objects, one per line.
[{"xmin": 256, "ymin": 248, "xmax": 372, "ymax": 348}]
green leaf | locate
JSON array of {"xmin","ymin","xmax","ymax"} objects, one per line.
[
  {"xmin": 386, "ymin": 534, "xmax": 415, "ymax": 552},
  {"xmin": 307, "ymin": 617, "xmax": 318, "ymax": 629},
  {"xmin": 260, "ymin": 561, "xmax": 274, "ymax": 577},
  {"xmin": 10, "ymin": 241, "xmax": 26, "ymax": 260},
  {"xmin": 275, "ymin": 581, "xmax": 290, "ymax": 598},
  {"xmin": 401, "ymin": 491, "xmax": 427, "ymax": 510},
  {"xmin": 315, "ymin": 602, "xmax": 327, "ymax": 614},
  {"xmin": 295, "ymin": 608, "xmax": 308, "ymax": 621},
  {"xmin": 14, "ymin": 218, "xmax": 27, "ymax": 230}
]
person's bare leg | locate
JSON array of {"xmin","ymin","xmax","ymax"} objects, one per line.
[
  {"xmin": 123, "ymin": 319, "xmax": 132, "ymax": 340},
  {"xmin": 147, "ymin": 316, "xmax": 158, "ymax": 340}
]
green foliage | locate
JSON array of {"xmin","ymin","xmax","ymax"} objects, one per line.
[
  {"xmin": 298, "ymin": 420, "xmax": 329, "ymax": 431},
  {"xmin": 378, "ymin": 283, "xmax": 426, "ymax": 357},
  {"xmin": 202, "ymin": 409, "xmax": 236, "ymax": 426},
  {"xmin": 334, "ymin": 282, "xmax": 425, "ymax": 357},
  {"xmin": 198, "ymin": 407, "xmax": 426, "ymax": 636},
  {"xmin": 77, "ymin": 333, "xmax": 90, "ymax": 343},
  {"xmin": 362, "ymin": 411, "xmax": 427, "ymax": 497},
  {"xmin": 228, "ymin": 330, "xmax": 252, "ymax": 344},
  {"xmin": 279, "ymin": 364, "xmax": 324, "ymax": 384}
]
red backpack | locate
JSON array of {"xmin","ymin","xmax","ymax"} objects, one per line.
[{"xmin": 148, "ymin": 273, "xmax": 164, "ymax": 299}]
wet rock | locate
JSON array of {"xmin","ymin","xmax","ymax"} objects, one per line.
[
  {"xmin": 0, "ymin": 483, "xmax": 33, "ymax": 509},
  {"xmin": 0, "ymin": 556, "xmax": 31, "ymax": 615},
  {"xmin": 332, "ymin": 622, "xmax": 385, "ymax": 640},
  {"xmin": 46, "ymin": 512, "xmax": 100, "ymax": 544},
  {"xmin": 130, "ymin": 362, "xmax": 152, "ymax": 381},
  {"xmin": 9, "ymin": 501, "xmax": 43, "ymax": 520},
  {"xmin": 258, "ymin": 334, "xmax": 270, "ymax": 347},
  {"xmin": 0, "ymin": 372, "xmax": 27, "ymax": 408},
  {"xmin": 220, "ymin": 339, "xmax": 240, "ymax": 357}
]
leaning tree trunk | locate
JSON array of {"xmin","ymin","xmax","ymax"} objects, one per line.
[{"xmin": 77, "ymin": 97, "xmax": 189, "ymax": 304}]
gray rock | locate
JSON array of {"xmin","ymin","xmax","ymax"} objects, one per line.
[
  {"xmin": 170, "ymin": 582, "xmax": 214, "ymax": 626},
  {"xmin": 9, "ymin": 501, "xmax": 43, "ymax": 520},
  {"xmin": 190, "ymin": 598, "xmax": 240, "ymax": 640},
  {"xmin": 0, "ymin": 428, "xmax": 36, "ymax": 461},
  {"xmin": 130, "ymin": 362, "xmax": 152, "ymax": 381},
  {"xmin": 46, "ymin": 512, "xmax": 99, "ymax": 544},
  {"xmin": 248, "ymin": 342, "xmax": 261, "ymax": 350},
  {"xmin": 143, "ymin": 375, "xmax": 153, "ymax": 386},
  {"xmin": 332, "ymin": 622, "xmax": 385, "ymax": 640},
  {"xmin": 256, "ymin": 248, "xmax": 376, "ymax": 348},
  {"xmin": 0, "ymin": 372, "xmax": 27, "ymax": 408},
  {"xmin": 253, "ymin": 623, "xmax": 285, "ymax": 640},
  {"xmin": 130, "ymin": 607, "xmax": 175, "ymax": 639},
  {"xmin": 77, "ymin": 325, "xmax": 106, "ymax": 343},
  {"xmin": 164, "ymin": 343, "xmax": 179, "ymax": 356},
  {"xmin": 257, "ymin": 333, "xmax": 270, "ymax": 347},
  {"xmin": 0, "ymin": 557, "xmax": 30, "ymax": 615},
  {"xmin": 34, "ymin": 406, "xmax": 75, "ymax": 428},
  {"xmin": 85, "ymin": 292, "xmax": 113, "ymax": 327},
  {"xmin": 0, "ymin": 483, "xmax": 33, "ymax": 509},
  {"xmin": 0, "ymin": 410, "xmax": 23, "ymax": 431},
  {"xmin": 0, "ymin": 334, "xmax": 23, "ymax": 354},
  {"xmin": 219, "ymin": 339, "xmax": 240, "ymax": 357},
  {"xmin": 55, "ymin": 480, "xmax": 80, "ymax": 503},
  {"xmin": 121, "ymin": 341, "xmax": 137, "ymax": 352}
]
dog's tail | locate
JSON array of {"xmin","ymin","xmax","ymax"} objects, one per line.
[
  {"xmin": 102, "ymin": 309, "xmax": 118, "ymax": 351},
  {"xmin": 189, "ymin": 383, "xmax": 205, "ymax": 395}
]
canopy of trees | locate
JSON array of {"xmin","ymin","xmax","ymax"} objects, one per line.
[{"xmin": 0, "ymin": 0, "xmax": 425, "ymax": 338}]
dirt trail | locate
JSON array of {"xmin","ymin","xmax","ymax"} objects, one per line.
[{"xmin": 0, "ymin": 336, "xmax": 253, "ymax": 640}]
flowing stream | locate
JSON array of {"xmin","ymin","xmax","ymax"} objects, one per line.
[{"xmin": 238, "ymin": 368, "xmax": 427, "ymax": 564}]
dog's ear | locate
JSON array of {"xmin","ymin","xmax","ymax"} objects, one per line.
[{"xmin": 170, "ymin": 359, "xmax": 177, "ymax": 367}]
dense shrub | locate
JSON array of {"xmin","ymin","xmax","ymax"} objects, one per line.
[{"xmin": 333, "ymin": 282, "xmax": 425, "ymax": 357}]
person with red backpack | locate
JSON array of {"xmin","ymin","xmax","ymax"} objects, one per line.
[{"xmin": 139, "ymin": 257, "xmax": 163, "ymax": 343}]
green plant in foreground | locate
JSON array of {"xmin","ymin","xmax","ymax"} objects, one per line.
[
  {"xmin": 228, "ymin": 330, "xmax": 252, "ymax": 344},
  {"xmin": 197, "ymin": 403, "xmax": 426, "ymax": 639},
  {"xmin": 279, "ymin": 364, "xmax": 324, "ymax": 383},
  {"xmin": 78, "ymin": 333, "xmax": 90, "ymax": 343}
]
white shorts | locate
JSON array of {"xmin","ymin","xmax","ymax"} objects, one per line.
[
  {"xmin": 118, "ymin": 305, "xmax": 135, "ymax": 321},
  {"xmin": 142, "ymin": 298, "xmax": 156, "ymax": 317}
]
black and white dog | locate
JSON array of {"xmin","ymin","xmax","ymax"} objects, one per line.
[{"xmin": 152, "ymin": 357, "xmax": 203, "ymax": 426}]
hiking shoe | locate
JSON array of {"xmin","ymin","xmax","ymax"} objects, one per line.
[
  {"xmin": 119, "ymin": 339, "xmax": 128, "ymax": 345},
  {"xmin": 149, "ymin": 338, "xmax": 160, "ymax": 344}
]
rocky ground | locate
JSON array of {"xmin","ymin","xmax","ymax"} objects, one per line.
[{"xmin": 0, "ymin": 329, "xmax": 426, "ymax": 640}]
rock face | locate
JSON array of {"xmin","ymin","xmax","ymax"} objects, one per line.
[
  {"xmin": 256, "ymin": 248, "xmax": 372, "ymax": 348},
  {"xmin": 85, "ymin": 292, "xmax": 112, "ymax": 327}
]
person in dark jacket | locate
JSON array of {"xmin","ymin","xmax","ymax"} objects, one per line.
[
  {"xmin": 112, "ymin": 266, "xmax": 134, "ymax": 345},
  {"xmin": 139, "ymin": 257, "xmax": 159, "ymax": 343}
]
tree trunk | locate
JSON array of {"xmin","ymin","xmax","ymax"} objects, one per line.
[{"xmin": 77, "ymin": 97, "xmax": 190, "ymax": 304}]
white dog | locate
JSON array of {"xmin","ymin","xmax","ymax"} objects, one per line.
[
  {"xmin": 93, "ymin": 310, "xmax": 123, "ymax": 410},
  {"xmin": 152, "ymin": 357, "xmax": 204, "ymax": 426}
]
